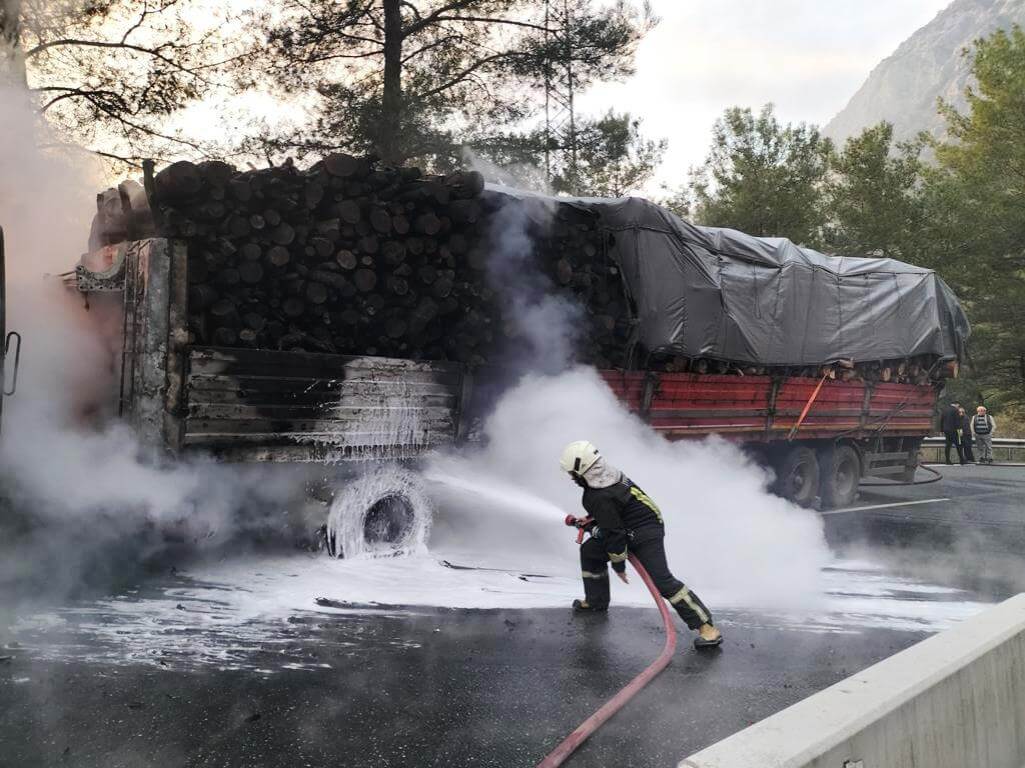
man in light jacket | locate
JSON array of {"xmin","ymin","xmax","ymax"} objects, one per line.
[{"xmin": 972, "ymin": 406, "xmax": 997, "ymax": 464}]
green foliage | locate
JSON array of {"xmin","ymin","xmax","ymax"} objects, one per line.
[
  {"xmin": 552, "ymin": 110, "xmax": 665, "ymax": 197},
  {"xmin": 921, "ymin": 26, "xmax": 1025, "ymax": 409},
  {"xmin": 824, "ymin": 122, "xmax": 926, "ymax": 259},
  {"xmin": 688, "ymin": 104, "xmax": 832, "ymax": 246},
  {"xmin": 656, "ymin": 184, "xmax": 690, "ymax": 218}
]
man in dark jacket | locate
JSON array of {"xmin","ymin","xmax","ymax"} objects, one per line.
[
  {"xmin": 940, "ymin": 403, "xmax": 964, "ymax": 465},
  {"xmin": 959, "ymin": 407, "xmax": 975, "ymax": 463},
  {"xmin": 560, "ymin": 440, "xmax": 722, "ymax": 649}
]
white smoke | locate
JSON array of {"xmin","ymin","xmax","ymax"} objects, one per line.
[
  {"xmin": 426, "ymin": 158, "xmax": 832, "ymax": 611},
  {"xmin": 0, "ymin": 86, "xmax": 308, "ymax": 615},
  {"xmin": 485, "ymin": 195, "xmax": 583, "ymax": 374},
  {"xmin": 460, "ymin": 147, "xmax": 550, "ymax": 196},
  {"xmin": 427, "ymin": 367, "xmax": 831, "ymax": 612}
]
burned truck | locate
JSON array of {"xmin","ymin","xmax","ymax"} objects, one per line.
[{"xmin": 70, "ymin": 155, "xmax": 969, "ymax": 512}]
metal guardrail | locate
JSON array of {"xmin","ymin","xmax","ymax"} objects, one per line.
[
  {"xmin": 922, "ymin": 436, "xmax": 1025, "ymax": 446},
  {"xmin": 920, "ymin": 435, "xmax": 1025, "ymax": 463}
]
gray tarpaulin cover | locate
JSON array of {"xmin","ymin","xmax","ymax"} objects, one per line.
[{"xmin": 565, "ymin": 195, "xmax": 968, "ymax": 366}]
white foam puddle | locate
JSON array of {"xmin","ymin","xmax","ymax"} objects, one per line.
[{"xmin": 10, "ymin": 551, "xmax": 993, "ymax": 673}]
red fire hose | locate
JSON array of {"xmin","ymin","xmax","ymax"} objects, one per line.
[{"xmin": 534, "ymin": 524, "xmax": 678, "ymax": 768}]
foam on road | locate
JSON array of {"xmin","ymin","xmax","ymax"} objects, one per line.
[{"xmin": 10, "ymin": 550, "xmax": 991, "ymax": 673}]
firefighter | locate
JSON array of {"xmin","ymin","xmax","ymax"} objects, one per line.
[{"xmin": 560, "ymin": 440, "xmax": 723, "ymax": 649}]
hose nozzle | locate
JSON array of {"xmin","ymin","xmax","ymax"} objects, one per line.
[{"xmin": 565, "ymin": 515, "xmax": 594, "ymax": 544}]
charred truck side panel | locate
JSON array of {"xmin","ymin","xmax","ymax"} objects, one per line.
[{"xmin": 82, "ymin": 238, "xmax": 470, "ymax": 462}]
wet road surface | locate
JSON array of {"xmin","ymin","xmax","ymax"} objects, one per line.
[
  {"xmin": 2, "ymin": 463, "xmax": 1023, "ymax": 768},
  {"xmin": 0, "ymin": 604, "xmax": 930, "ymax": 768}
]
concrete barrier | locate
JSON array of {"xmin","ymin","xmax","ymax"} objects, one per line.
[{"xmin": 679, "ymin": 594, "xmax": 1025, "ymax": 768}]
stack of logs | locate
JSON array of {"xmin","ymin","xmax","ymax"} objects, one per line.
[
  {"xmin": 651, "ymin": 354, "xmax": 943, "ymax": 385},
  {"xmin": 92, "ymin": 156, "xmax": 628, "ymax": 367},
  {"xmin": 87, "ymin": 155, "xmax": 947, "ymax": 382}
]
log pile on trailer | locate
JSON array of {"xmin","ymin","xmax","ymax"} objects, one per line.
[
  {"xmin": 90, "ymin": 156, "xmax": 628, "ymax": 368},
  {"xmin": 85, "ymin": 155, "xmax": 967, "ymax": 385},
  {"xmin": 74, "ymin": 160, "xmax": 972, "ymax": 502}
]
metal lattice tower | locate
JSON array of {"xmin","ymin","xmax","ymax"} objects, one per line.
[{"xmin": 543, "ymin": 0, "xmax": 577, "ymax": 191}]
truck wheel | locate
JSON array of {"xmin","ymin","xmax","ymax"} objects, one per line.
[
  {"xmin": 819, "ymin": 444, "xmax": 860, "ymax": 509},
  {"xmin": 775, "ymin": 446, "xmax": 820, "ymax": 508},
  {"xmin": 325, "ymin": 466, "xmax": 432, "ymax": 558}
]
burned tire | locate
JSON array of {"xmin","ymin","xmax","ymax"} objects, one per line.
[
  {"xmin": 819, "ymin": 444, "xmax": 860, "ymax": 509},
  {"xmin": 325, "ymin": 466, "xmax": 432, "ymax": 559},
  {"xmin": 774, "ymin": 446, "xmax": 820, "ymax": 508}
]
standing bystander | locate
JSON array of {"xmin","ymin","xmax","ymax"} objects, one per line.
[
  {"xmin": 959, "ymin": 406, "xmax": 976, "ymax": 464},
  {"xmin": 972, "ymin": 406, "xmax": 996, "ymax": 464},
  {"xmin": 941, "ymin": 402, "xmax": 964, "ymax": 465}
]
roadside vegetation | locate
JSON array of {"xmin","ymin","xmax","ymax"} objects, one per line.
[{"xmin": 674, "ymin": 28, "xmax": 1025, "ymax": 429}]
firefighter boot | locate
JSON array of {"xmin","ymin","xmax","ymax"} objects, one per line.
[
  {"xmin": 572, "ymin": 599, "xmax": 608, "ymax": 613},
  {"xmin": 694, "ymin": 623, "xmax": 723, "ymax": 649}
]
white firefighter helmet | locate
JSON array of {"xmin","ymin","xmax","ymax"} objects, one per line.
[{"xmin": 560, "ymin": 440, "xmax": 601, "ymax": 476}]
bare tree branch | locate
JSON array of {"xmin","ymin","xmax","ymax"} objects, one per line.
[
  {"xmin": 435, "ymin": 15, "xmax": 550, "ymax": 32},
  {"xmin": 420, "ymin": 50, "xmax": 526, "ymax": 99},
  {"xmin": 403, "ymin": 0, "xmax": 481, "ymax": 37}
]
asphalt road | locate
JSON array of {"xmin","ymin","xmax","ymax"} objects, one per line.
[
  {"xmin": 2, "ymin": 463, "xmax": 1023, "ymax": 768},
  {"xmin": 824, "ymin": 463, "xmax": 1025, "ymax": 596}
]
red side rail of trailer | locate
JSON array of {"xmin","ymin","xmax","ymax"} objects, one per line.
[{"xmin": 599, "ymin": 371, "xmax": 936, "ymax": 443}]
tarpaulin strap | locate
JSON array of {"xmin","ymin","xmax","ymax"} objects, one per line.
[{"xmin": 787, "ymin": 372, "xmax": 829, "ymax": 441}]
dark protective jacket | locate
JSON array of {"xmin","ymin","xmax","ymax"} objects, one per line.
[
  {"xmin": 940, "ymin": 406, "xmax": 961, "ymax": 432},
  {"xmin": 581, "ymin": 477, "xmax": 664, "ymax": 573}
]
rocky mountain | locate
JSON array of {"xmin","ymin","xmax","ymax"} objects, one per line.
[{"xmin": 824, "ymin": 0, "xmax": 1025, "ymax": 145}]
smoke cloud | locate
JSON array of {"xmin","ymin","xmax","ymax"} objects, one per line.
[
  {"xmin": 0, "ymin": 86, "xmax": 312, "ymax": 623},
  {"xmin": 420, "ymin": 162, "xmax": 832, "ymax": 611},
  {"xmin": 485, "ymin": 195, "xmax": 584, "ymax": 374},
  {"xmin": 427, "ymin": 367, "xmax": 830, "ymax": 611}
]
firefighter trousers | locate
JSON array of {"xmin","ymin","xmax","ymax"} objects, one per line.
[{"xmin": 579, "ymin": 530, "xmax": 714, "ymax": 630}]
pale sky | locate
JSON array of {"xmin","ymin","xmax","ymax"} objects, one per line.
[{"xmin": 578, "ymin": 0, "xmax": 953, "ymax": 191}]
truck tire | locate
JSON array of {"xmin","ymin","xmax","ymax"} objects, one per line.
[
  {"xmin": 819, "ymin": 444, "xmax": 860, "ymax": 509},
  {"xmin": 325, "ymin": 466, "xmax": 432, "ymax": 558},
  {"xmin": 774, "ymin": 446, "xmax": 820, "ymax": 508}
]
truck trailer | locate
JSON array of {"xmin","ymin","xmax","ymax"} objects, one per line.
[
  {"xmin": 66, "ymin": 237, "xmax": 951, "ymax": 513},
  {"xmin": 58, "ymin": 157, "xmax": 970, "ymax": 514}
]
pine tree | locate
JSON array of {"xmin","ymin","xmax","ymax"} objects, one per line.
[
  {"xmin": 260, "ymin": 0, "xmax": 653, "ymax": 168},
  {"xmin": 687, "ymin": 104, "xmax": 831, "ymax": 246}
]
